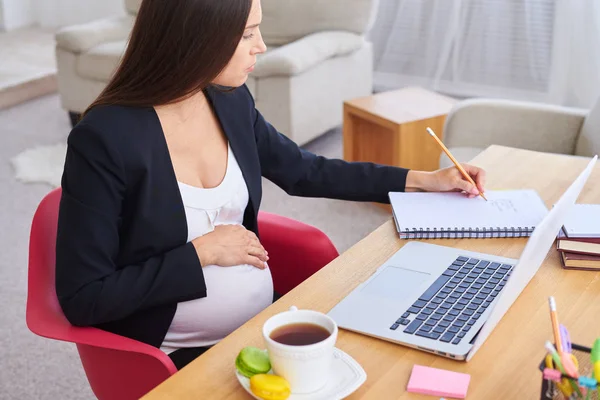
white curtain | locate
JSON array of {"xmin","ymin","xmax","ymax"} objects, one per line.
[
  {"xmin": 369, "ymin": 0, "xmax": 600, "ymax": 108},
  {"xmin": 548, "ymin": 0, "xmax": 600, "ymax": 108},
  {"xmin": 34, "ymin": 0, "xmax": 124, "ymax": 28}
]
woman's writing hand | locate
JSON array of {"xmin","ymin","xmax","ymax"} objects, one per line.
[
  {"xmin": 192, "ymin": 225, "xmax": 269, "ymax": 269},
  {"xmin": 406, "ymin": 164, "xmax": 486, "ymax": 198}
]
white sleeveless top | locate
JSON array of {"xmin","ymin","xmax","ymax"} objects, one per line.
[{"xmin": 160, "ymin": 144, "xmax": 274, "ymax": 354}]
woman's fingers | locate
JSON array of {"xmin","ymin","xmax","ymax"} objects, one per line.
[
  {"xmin": 453, "ymin": 175, "xmax": 479, "ymax": 195},
  {"xmin": 247, "ymin": 245, "xmax": 269, "ymax": 261},
  {"xmin": 247, "ymin": 231, "xmax": 268, "ymax": 255},
  {"xmin": 203, "ymin": 225, "xmax": 269, "ymax": 269},
  {"xmin": 463, "ymin": 164, "xmax": 487, "ymax": 193},
  {"xmin": 244, "ymin": 254, "xmax": 267, "ymax": 269}
]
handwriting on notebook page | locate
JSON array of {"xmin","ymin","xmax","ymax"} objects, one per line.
[{"xmin": 489, "ymin": 199, "xmax": 518, "ymax": 213}]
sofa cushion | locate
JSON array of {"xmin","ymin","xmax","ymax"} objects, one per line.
[
  {"xmin": 253, "ymin": 32, "xmax": 363, "ymax": 78},
  {"xmin": 125, "ymin": 0, "xmax": 142, "ymax": 15},
  {"xmin": 261, "ymin": 0, "xmax": 376, "ymax": 46},
  {"xmin": 55, "ymin": 15, "xmax": 134, "ymax": 53},
  {"xmin": 77, "ymin": 40, "xmax": 127, "ymax": 82}
]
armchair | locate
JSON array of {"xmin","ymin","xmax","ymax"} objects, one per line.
[
  {"xmin": 440, "ymin": 97, "xmax": 600, "ymax": 167},
  {"xmin": 55, "ymin": 0, "xmax": 377, "ymax": 144},
  {"xmin": 249, "ymin": 0, "xmax": 376, "ymax": 145},
  {"xmin": 55, "ymin": 0, "xmax": 140, "ymax": 127}
]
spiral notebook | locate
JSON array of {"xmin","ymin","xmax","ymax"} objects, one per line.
[{"xmin": 389, "ymin": 190, "xmax": 548, "ymax": 239}]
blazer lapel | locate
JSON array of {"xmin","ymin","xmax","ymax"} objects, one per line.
[{"xmin": 205, "ymin": 87, "xmax": 262, "ymax": 222}]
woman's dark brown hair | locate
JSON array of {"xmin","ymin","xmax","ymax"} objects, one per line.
[{"xmin": 83, "ymin": 0, "xmax": 251, "ymax": 116}]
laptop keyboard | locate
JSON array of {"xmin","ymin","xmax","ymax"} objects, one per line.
[{"xmin": 390, "ymin": 256, "xmax": 513, "ymax": 345}]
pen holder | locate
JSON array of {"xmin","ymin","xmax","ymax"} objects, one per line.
[{"xmin": 538, "ymin": 343, "xmax": 597, "ymax": 400}]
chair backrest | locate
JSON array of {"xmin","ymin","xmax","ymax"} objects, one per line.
[
  {"xmin": 258, "ymin": 211, "xmax": 338, "ymax": 295},
  {"xmin": 124, "ymin": 0, "xmax": 141, "ymax": 15},
  {"xmin": 576, "ymin": 96, "xmax": 600, "ymax": 157},
  {"xmin": 261, "ymin": 0, "xmax": 378, "ymax": 46},
  {"xmin": 27, "ymin": 188, "xmax": 64, "ymax": 337},
  {"xmin": 26, "ymin": 188, "xmax": 176, "ymax": 400}
]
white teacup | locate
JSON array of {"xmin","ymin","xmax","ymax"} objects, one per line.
[{"xmin": 263, "ymin": 306, "xmax": 338, "ymax": 394}]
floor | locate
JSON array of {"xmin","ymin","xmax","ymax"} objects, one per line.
[{"xmin": 0, "ymin": 27, "xmax": 57, "ymax": 110}]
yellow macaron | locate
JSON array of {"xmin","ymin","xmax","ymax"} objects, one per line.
[{"xmin": 249, "ymin": 374, "xmax": 291, "ymax": 400}]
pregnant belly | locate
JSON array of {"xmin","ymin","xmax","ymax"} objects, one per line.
[{"xmin": 165, "ymin": 264, "xmax": 274, "ymax": 345}]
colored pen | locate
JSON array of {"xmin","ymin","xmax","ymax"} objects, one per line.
[
  {"xmin": 592, "ymin": 338, "xmax": 600, "ymax": 380},
  {"xmin": 560, "ymin": 351, "xmax": 579, "ymax": 378},
  {"xmin": 578, "ymin": 376, "xmax": 597, "ymax": 389},
  {"xmin": 545, "ymin": 354, "xmax": 573, "ymax": 398},
  {"xmin": 556, "ymin": 323, "xmax": 579, "ymax": 377},
  {"xmin": 543, "ymin": 367, "xmax": 561, "ymax": 382},
  {"xmin": 560, "ymin": 324, "xmax": 571, "ymax": 353},
  {"xmin": 545, "ymin": 341, "xmax": 583, "ymax": 398},
  {"xmin": 545, "ymin": 341, "xmax": 566, "ymax": 373},
  {"xmin": 548, "ymin": 297, "xmax": 563, "ymax": 354}
]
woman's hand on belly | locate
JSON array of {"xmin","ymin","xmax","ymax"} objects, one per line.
[{"xmin": 192, "ymin": 224, "xmax": 268, "ymax": 270}]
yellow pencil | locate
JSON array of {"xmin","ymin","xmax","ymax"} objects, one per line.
[
  {"xmin": 548, "ymin": 297, "xmax": 564, "ymax": 354},
  {"xmin": 426, "ymin": 127, "xmax": 487, "ymax": 201}
]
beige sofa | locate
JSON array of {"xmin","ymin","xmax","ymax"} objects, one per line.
[
  {"xmin": 440, "ymin": 98, "xmax": 600, "ymax": 168},
  {"xmin": 55, "ymin": 0, "xmax": 376, "ymax": 145},
  {"xmin": 55, "ymin": 0, "xmax": 139, "ymax": 126}
]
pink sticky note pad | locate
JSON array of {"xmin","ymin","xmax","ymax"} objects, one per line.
[{"xmin": 407, "ymin": 364, "xmax": 471, "ymax": 399}]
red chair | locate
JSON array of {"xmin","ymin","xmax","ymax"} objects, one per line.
[
  {"xmin": 26, "ymin": 188, "xmax": 338, "ymax": 400},
  {"xmin": 258, "ymin": 211, "xmax": 338, "ymax": 295}
]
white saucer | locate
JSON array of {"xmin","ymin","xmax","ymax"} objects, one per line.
[{"xmin": 235, "ymin": 347, "xmax": 367, "ymax": 400}]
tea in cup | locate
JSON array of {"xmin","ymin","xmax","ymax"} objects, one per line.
[{"xmin": 263, "ymin": 306, "xmax": 338, "ymax": 394}]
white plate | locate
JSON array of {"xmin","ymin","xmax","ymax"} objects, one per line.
[{"xmin": 235, "ymin": 347, "xmax": 366, "ymax": 400}]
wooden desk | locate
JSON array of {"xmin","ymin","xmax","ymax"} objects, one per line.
[
  {"xmin": 343, "ymin": 87, "xmax": 457, "ymax": 172},
  {"xmin": 143, "ymin": 146, "xmax": 600, "ymax": 399}
]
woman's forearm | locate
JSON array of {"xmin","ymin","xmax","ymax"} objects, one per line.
[{"xmin": 405, "ymin": 170, "xmax": 435, "ymax": 192}]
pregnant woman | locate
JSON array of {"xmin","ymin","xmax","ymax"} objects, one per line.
[{"xmin": 56, "ymin": 0, "xmax": 486, "ymax": 370}]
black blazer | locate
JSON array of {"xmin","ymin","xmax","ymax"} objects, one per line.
[{"xmin": 56, "ymin": 85, "xmax": 409, "ymax": 348}]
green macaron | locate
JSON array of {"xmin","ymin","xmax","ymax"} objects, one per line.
[{"xmin": 235, "ymin": 347, "xmax": 271, "ymax": 378}]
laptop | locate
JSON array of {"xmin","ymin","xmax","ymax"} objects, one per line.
[{"xmin": 328, "ymin": 156, "xmax": 597, "ymax": 361}]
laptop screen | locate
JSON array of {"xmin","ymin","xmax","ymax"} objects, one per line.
[{"xmin": 467, "ymin": 155, "xmax": 598, "ymax": 361}]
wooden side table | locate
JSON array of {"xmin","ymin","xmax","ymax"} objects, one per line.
[{"xmin": 343, "ymin": 87, "xmax": 458, "ymax": 172}]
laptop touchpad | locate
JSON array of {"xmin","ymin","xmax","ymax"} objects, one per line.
[{"xmin": 361, "ymin": 266, "xmax": 431, "ymax": 301}]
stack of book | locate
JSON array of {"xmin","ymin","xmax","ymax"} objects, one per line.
[{"xmin": 556, "ymin": 205, "xmax": 600, "ymax": 271}]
